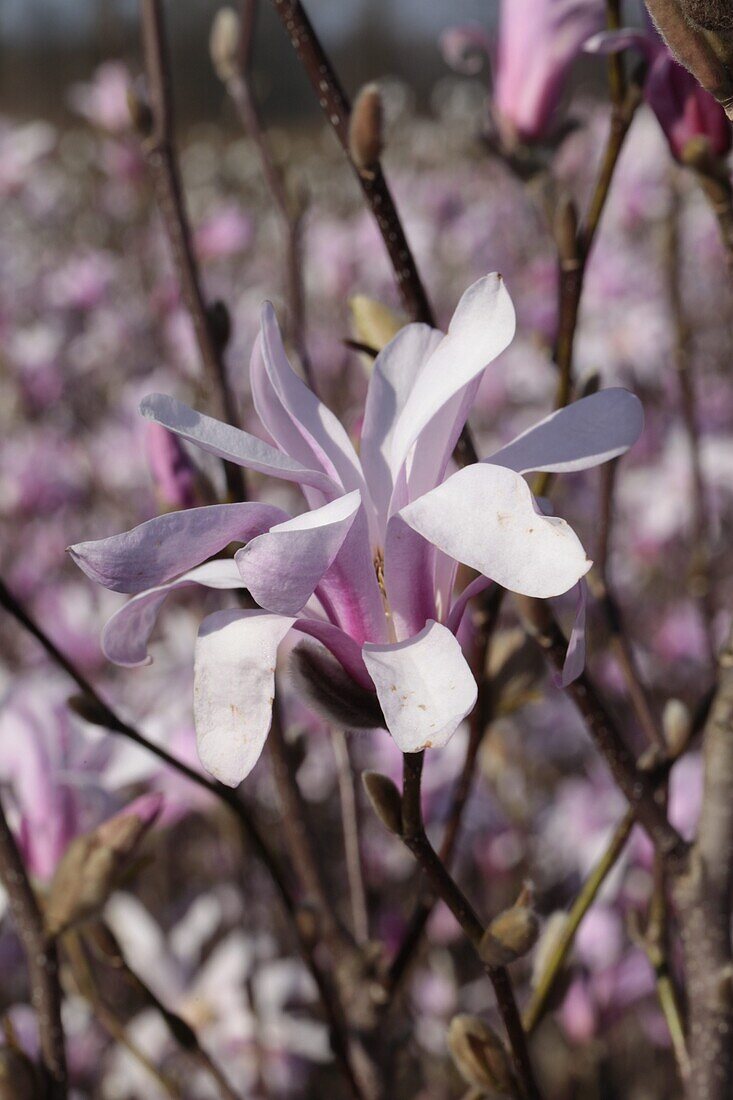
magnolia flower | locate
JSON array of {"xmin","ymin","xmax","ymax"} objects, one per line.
[
  {"xmin": 441, "ymin": 2, "xmax": 605, "ymax": 147},
  {"xmin": 586, "ymin": 21, "xmax": 732, "ymax": 160},
  {"xmin": 71, "ymin": 274, "xmax": 643, "ymax": 786}
]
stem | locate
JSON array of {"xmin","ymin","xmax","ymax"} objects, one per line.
[
  {"xmin": 138, "ymin": 0, "xmax": 245, "ymax": 502},
  {"xmin": 673, "ymin": 626, "xmax": 733, "ymax": 1100},
  {"xmin": 331, "ymin": 728, "xmax": 369, "ymax": 944},
  {"xmin": 516, "ymin": 597, "xmax": 685, "ymax": 859},
  {"xmin": 0, "ymin": 795, "xmax": 67, "ymax": 1098},
  {"xmin": 223, "ymin": 0, "xmax": 313, "ymax": 386},
  {"xmin": 267, "ymin": 0, "xmax": 434, "ymax": 327},
  {"xmin": 398, "ymin": 754, "xmax": 543, "ymax": 1100},
  {"xmin": 524, "ymin": 809, "xmax": 635, "ymax": 1033}
]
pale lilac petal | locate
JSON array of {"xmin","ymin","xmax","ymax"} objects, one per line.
[
  {"xmin": 360, "ymin": 323, "xmax": 442, "ymax": 528},
  {"xmin": 102, "ymin": 561, "xmax": 244, "ymax": 667},
  {"xmin": 235, "ymin": 491, "xmax": 361, "ymax": 615},
  {"xmin": 384, "ymin": 515, "xmax": 438, "ymax": 640},
  {"xmin": 584, "ymin": 28, "xmax": 656, "ymax": 63},
  {"xmin": 390, "ymin": 274, "xmax": 516, "ymax": 476},
  {"xmin": 400, "ymin": 463, "xmax": 591, "ymax": 599},
  {"xmin": 259, "ymin": 303, "xmax": 366, "ymax": 496},
  {"xmin": 405, "ymin": 377, "xmax": 481, "ymax": 506},
  {"xmin": 194, "ymin": 609, "xmax": 295, "ymax": 786},
  {"xmin": 141, "ymin": 393, "xmax": 338, "ymax": 495},
  {"xmin": 557, "ymin": 581, "xmax": 588, "ymax": 687},
  {"xmin": 70, "ymin": 501, "xmax": 287, "ymax": 594},
  {"xmin": 362, "ymin": 621, "xmax": 478, "ymax": 752},
  {"xmin": 316, "ymin": 504, "xmax": 389, "ymax": 645},
  {"xmin": 486, "ymin": 390, "xmax": 644, "ymax": 474},
  {"xmin": 446, "ymin": 575, "xmax": 494, "ymax": 635}
]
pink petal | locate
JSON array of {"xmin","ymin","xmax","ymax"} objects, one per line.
[
  {"xmin": 102, "ymin": 560, "xmax": 245, "ymax": 667},
  {"xmin": 69, "ymin": 501, "xmax": 287, "ymax": 594},
  {"xmin": 360, "ymin": 323, "xmax": 442, "ymax": 530},
  {"xmin": 362, "ymin": 621, "xmax": 477, "ymax": 752},
  {"xmin": 235, "ymin": 491, "xmax": 361, "ymax": 615},
  {"xmin": 446, "ymin": 575, "xmax": 494, "ymax": 634},
  {"xmin": 486, "ymin": 389, "xmax": 644, "ymax": 474},
  {"xmin": 400, "ymin": 463, "xmax": 591, "ymax": 599},
  {"xmin": 315, "ymin": 503, "xmax": 389, "ymax": 645},
  {"xmin": 194, "ymin": 609, "xmax": 295, "ymax": 786},
  {"xmin": 390, "ymin": 275, "xmax": 516, "ymax": 476},
  {"xmin": 384, "ymin": 514, "xmax": 438, "ymax": 640},
  {"xmin": 258, "ymin": 303, "xmax": 367, "ymax": 497},
  {"xmin": 293, "ymin": 616, "xmax": 372, "ymax": 689},
  {"xmin": 141, "ymin": 393, "xmax": 338, "ymax": 495}
]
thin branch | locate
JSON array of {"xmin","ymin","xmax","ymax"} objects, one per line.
[
  {"xmin": 673, "ymin": 625, "xmax": 733, "ymax": 1100},
  {"xmin": 216, "ymin": 0, "xmax": 313, "ymax": 386},
  {"xmin": 138, "ymin": 0, "xmax": 245, "ymax": 502},
  {"xmin": 398, "ymin": 753, "xmax": 544, "ymax": 1100},
  {"xmin": 0, "ymin": 794, "xmax": 67, "ymax": 1098},
  {"xmin": 268, "ymin": 1, "xmax": 432, "ymax": 326},
  {"xmin": 331, "ymin": 728, "xmax": 369, "ymax": 944},
  {"xmin": 524, "ymin": 809, "xmax": 634, "ymax": 1033},
  {"xmin": 516, "ymin": 596, "xmax": 685, "ymax": 860}
]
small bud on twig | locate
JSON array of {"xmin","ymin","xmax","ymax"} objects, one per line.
[
  {"xmin": 210, "ymin": 7, "xmax": 241, "ymax": 84},
  {"xmin": 663, "ymin": 698, "xmax": 692, "ymax": 756},
  {"xmin": 362, "ymin": 771, "xmax": 403, "ymax": 835},
  {"xmin": 349, "ymin": 84, "xmax": 384, "ymax": 176},
  {"xmin": 45, "ymin": 793, "xmax": 163, "ymax": 938},
  {"xmin": 447, "ymin": 1014, "xmax": 519, "ymax": 1096},
  {"xmin": 127, "ymin": 87, "xmax": 153, "ymax": 137},
  {"xmin": 480, "ymin": 884, "xmax": 539, "ymax": 967}
]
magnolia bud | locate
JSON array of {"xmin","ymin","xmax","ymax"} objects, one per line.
[
  {"xmin": 45, "ymin": 793, "xmax": 163, "ymax": 938},
  {"xmin": 662, "ymin": 698, "xmax": 692, "ymax": 756},
  {"xmin": 362, "ymin": 771, "xmax": 403, "ymax": 835},
  {"xmin": 480, "ymin": 902, "xmax": 540, "ymax": 968},
  {"xmin": 290, "ymin": 643, "xmax": 385, "ymax": 730},
  {"xmin": 447, "ymin": 1015, "xmax": 518, "ymax": 1096},
  {"xmin": 348, "ymin": 84, "xmax": 383, "ymax": 174},
  {"xmin": 210, "ymin": 7, "xmax": 241, "ymax": 84},
  {"xmin": 0, "ymin": 1048, "xmax": 40, "ymax": 1100}
]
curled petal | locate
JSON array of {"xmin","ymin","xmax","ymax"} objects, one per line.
[
  {"xmin": 557, "ymin": 580, "xmax": 587, "ymax": 687},
  {"xmin": 363, "ymin": 621, "xmax": 477, "ymax": 752},
  {"xmin": 258, "ymin": 303, "xmax": 366, "ymax": 495},
  {"xmin": 236, "ymin": 491, "xmax": 361, "ymax": 615},
  {"xmin": 70, "ymin": 501, "xmax": 287, "ymax": 594},
  {"xmin": 141, "ymin": 393, "xmax": 338, "ymax": 495},
  {"xmin": 102, "ymin": 560, "xmax": 245, "ymax": 667},
  {"xmin": 194, "ymin": 609, "xmax": 295, "ymax": 786},
  {"xmin": 486, "ymin": 389, "xmax": 644, "ymax": 474},
  {"xmin": 390, "ymin": 275, "xmax": 516, "ymax": 476},
  {"xmin": 400, "ymin": 463, "xmax": 591, "ymax": 599}
]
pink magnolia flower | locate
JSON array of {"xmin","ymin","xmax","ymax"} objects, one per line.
[
  {"xmin": 71, "ymin": 275, "xmax": 642, "ymax": 786},
  {"xmin": 442, "ymin": 2, "xmax": 605, "ymax": 146},
  {"xmin": 586, "ymin": 23, "xmax": 732, "ymax": 161}
]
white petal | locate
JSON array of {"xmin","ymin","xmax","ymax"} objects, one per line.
[
  {"xmin": 486, "ymin": 389, "xmax": 644, "ymax": 474},
  {"xmin": 194, "ymin": 610, "xmax": 294, "ymax": 786},
  {"xmin": 363, "ymin": 621, "xmax": 477, "ymax": 752},
  {"xmin": 235, "ymin": 491, "xmax": 361, "ymax": 614},
  {"xmin": 141, "ymin": 393, "xmax": 339, "ymax": 495},
  {"xmin": 400, "ymin": 463, "xmax": 592, "ymax": 599},
  {"xmin": 360, "ymin": 323, "xmax": 442, "ymax": 529},
  {"xmin": 390, "ymin": 275, "xmax": 516, "ymax": 475}
]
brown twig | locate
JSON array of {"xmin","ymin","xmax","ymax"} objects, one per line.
[
  {"xmin": 0, "ymin": 794, "xmax": 67, "ymax": 1098},
  {"xmin": 516, "ymin": 596, "xmax": 685, "ymax": 860},
  {"xmin": 215, "ymin": 0, "xmax": 313, "ymax": 387},
  {"xmin": 672, "ymin": 625, "xmax": 733, "ymax": 1100},
  {"xmin": 331, "ymin": 728, "xmax": 370, "ymax": 945},
  {"xmin": 138, "ymin": 0, "xmax": 245, "ymax": 503},
  {"xmin": 398, "ymin": 753, "xmax": 544, "ymax": 1100}
]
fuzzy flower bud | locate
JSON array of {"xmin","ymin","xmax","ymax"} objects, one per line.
[
  {"xmin": 290, "ymin": 643, "xmax": 385, "ymax": 730},
  {"xmin": 349, "ymin": 84, "xmax": 384, "ymax": 174},
  {"xmin": 210, "ymin": 7, "xmax": 241, "ymax": 84},
  {"xmin": 480, "ymin": 886, "xmax": 540, "ymax": 967},
  {"xmin": 447, "ymin": 1014, "xmax": 518, "ymax": 1096},
  {"xmin": 45, "ymin": 793, "xmax": 163, "ymax": 937},
  {"xmin": 362, "ymin": 771, "xmax": 403, "ymax": 835}
]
